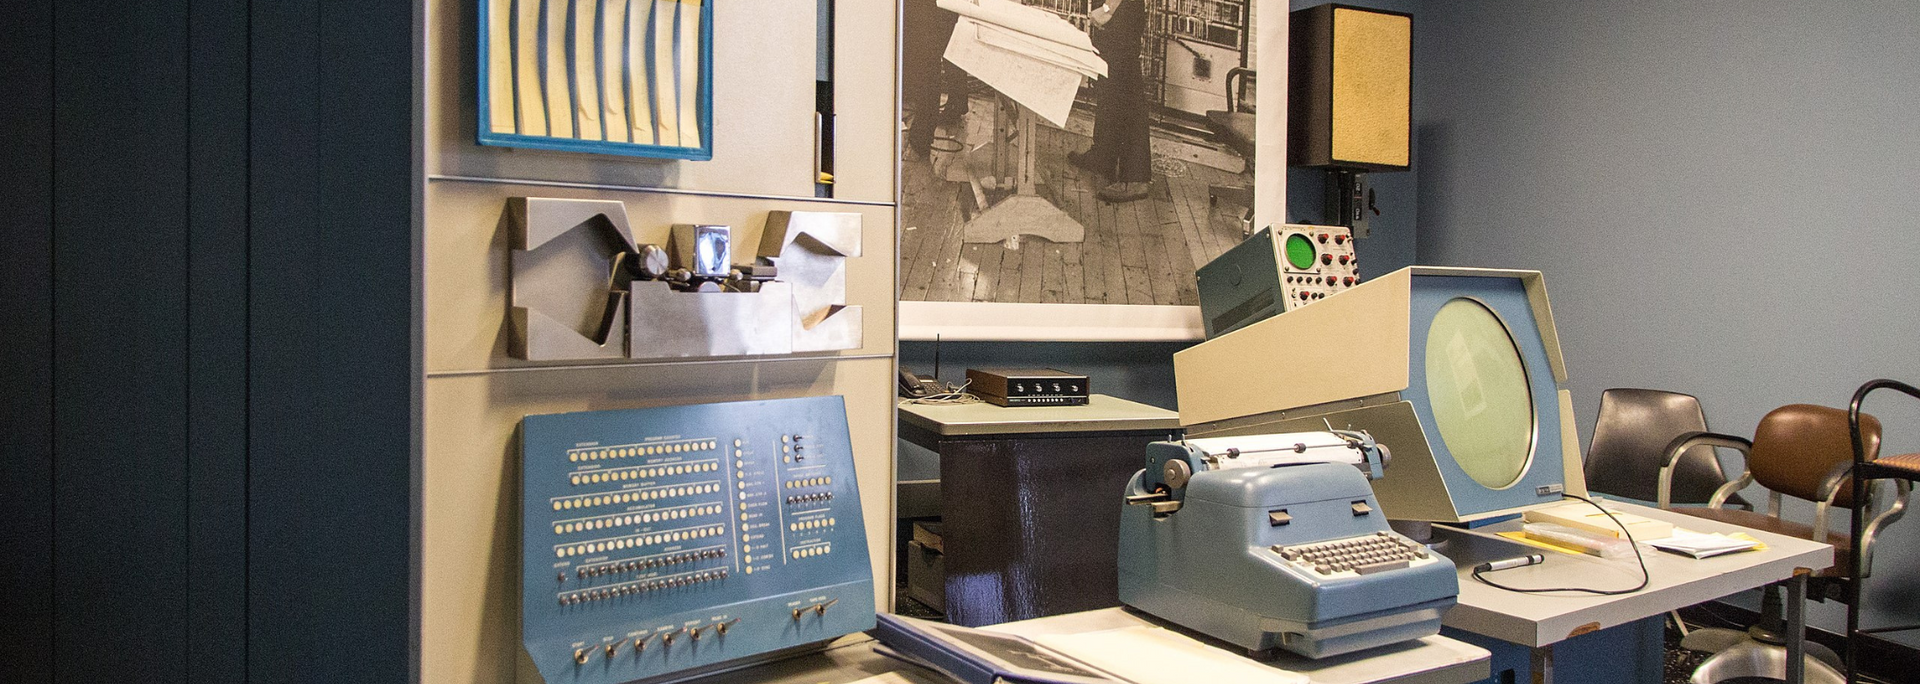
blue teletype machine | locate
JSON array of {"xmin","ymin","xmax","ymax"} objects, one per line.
[{"xmin": 1118, "ymin": 430, "xmax": 1458, "ymax": 658}]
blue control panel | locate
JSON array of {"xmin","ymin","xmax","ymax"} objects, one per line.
[{"xmin": 520, "ymin": 396, "xmax": 874, "ymax": 684}]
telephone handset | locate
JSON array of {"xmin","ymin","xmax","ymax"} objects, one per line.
[{"xmin": 898, "ymin": 369, "xmax": 945, "ymax": 399}]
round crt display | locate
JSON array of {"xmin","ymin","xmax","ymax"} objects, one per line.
[
  {"xmin": 1284, "ymin": 233, "xmax": 1318, "ymax": 270},
  {"xmin": 1424, "ymin": 298, "xmax": 1535, "ymax": 489}
]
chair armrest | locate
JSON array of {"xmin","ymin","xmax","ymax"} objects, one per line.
[
  {"xmin": 1861, "ymin": 480, "xmax": 1911, "ymax": 578},
  {"xmin": 1658, "ymin": 431, "xmax": 1752, "ymax": 509},
  {"xmin": 1850, "ymin": 379, "xmax": 1920, "ymax": 578},
  {"xmin": 1225, "ymin": 67, "xmax": 1255, "ymax": 113},
  {"xmin": 1812, "ymin": 460, "xmax": 1855, "ymax": 542}
]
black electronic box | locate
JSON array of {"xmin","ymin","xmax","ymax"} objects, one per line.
[{"xmin": 965, "ymin": 368, "xmax": 1090, "ymax": 407}]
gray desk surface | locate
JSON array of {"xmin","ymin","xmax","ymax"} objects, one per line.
[
  {"xmin": 897, "ymin": 394, "xmax": 1181, "ymax": 437},
  {"xmin": 682, "ymin": 636, "xmax": 932, "ymax": 684},
  {"xmin": 988, "ymin": 608, "xmax": 1491, "ymax": 684},
  {"xmin": 1441, "ymin": 500, "xmax": 1834, "ymax": 648}
]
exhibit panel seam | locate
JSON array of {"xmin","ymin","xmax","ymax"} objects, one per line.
[
  {"xmin": 425, "ymin": 352, "xmax": 895, "ymax": 378},
  {"xmin": 429, "ymin": 174, "xmax": 896, "ymax": 207}
]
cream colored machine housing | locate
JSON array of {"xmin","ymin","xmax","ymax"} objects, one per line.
[{"xmin": 1174, "ymin": 266, "xmax": 1587, "ymax": 523}]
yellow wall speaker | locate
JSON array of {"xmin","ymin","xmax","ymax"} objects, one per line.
[{"xmin": 1289, "ymin": 4, "xmax": 1412, "ymax": 170}]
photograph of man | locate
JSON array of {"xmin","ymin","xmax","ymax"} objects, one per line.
[
  {"xmin": 1068, "ymin": 0, "xmax": 1150, "ymax": 203},
  {"xmin": 903, "ymin": 0, "xmax": 969, "ymax": 162}
]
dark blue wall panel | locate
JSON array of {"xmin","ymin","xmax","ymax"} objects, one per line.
[
  {"xmin": 0, "ymin": 0, "xmax": 55, "ymax": 679},
  {"xmin": 50, "ymin": 1, "xmax": 193, "ymax": 681},
  {"xmin": 1, "ymin": 1, "xmax": 416, "ymax": 682},
  {"xmin": 187, "ymin": 0, "xmax": 254, "ymax": 680},
  {"xmin": 247, "ymin": 0, "xmax": 416, "ymax": 680}
]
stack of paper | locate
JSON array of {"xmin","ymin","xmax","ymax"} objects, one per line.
[
  {"xmin": 937, "ymin": 0, "xmax": 1107, "ymax": 127},
  {"xmin": 1647, "ymin": 530, "xmax": 1764, "ymax": 559},
  {"xmin": 1522, "ymin": 500, "xmax": 1675, "ymax": 540},
  {"xmin": 1031, "ymin": 626, "xmax": 1309, "ymax": 684}
]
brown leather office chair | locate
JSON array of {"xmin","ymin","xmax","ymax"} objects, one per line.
[
  {"xmin": 1656, "ymin": 404, "xmax": 1906, "ymax": 684},
  {"xmin": 1586, "ymin": 388, "xmax": 1748, "ymax": 508},
  {"xmin": 1658, "ymin": 404, "xmax": 1886, "ymax": 573}
]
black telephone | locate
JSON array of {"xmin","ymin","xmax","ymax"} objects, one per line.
[{"xmin": 898, "ymin": 368, "xmax": 945, "ymax": 399}]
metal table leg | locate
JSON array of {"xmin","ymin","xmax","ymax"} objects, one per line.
[{"xmin": 1787, "ymin": 569, "xmax": 1809, "ymax": 684}]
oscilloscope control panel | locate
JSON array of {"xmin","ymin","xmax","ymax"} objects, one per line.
[
  {"xmin": 520, "ymin": 396, "xmax": 874, "ymax": 684},
  {"xmin": 1279, "ymin": 224, "xmax": 1359, "ymax": 310}
]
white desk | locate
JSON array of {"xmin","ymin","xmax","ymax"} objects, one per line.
[
  {"xmin": 1435, "ymin": 500, "xmax": 1833, "ymax": 683},
  {"xmin": 987, "ymin": 608, "xmax": 1491, "ymax": 684},
  {"xmin": 685, "ymin": 623, "xmax": 1485, "ymax": 684}
]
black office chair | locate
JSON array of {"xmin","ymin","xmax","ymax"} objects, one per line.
[
  {"xmin": 1585, "ymin": 388, "xmax": 1749, "ymax": 509},
  {"xmin": 1845, "ymin": 379, "xmax": 1920, "ymax": 684}
]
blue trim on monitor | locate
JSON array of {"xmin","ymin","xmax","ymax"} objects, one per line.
[
  {"xmin": 1404, "ymin": 275, "xmax": 1567, "ymax": 518},
  {"xmin": 476, "ymin": 0, "xmax": 714, "ymax": 161}
]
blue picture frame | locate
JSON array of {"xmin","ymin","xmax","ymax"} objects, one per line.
[{"xmin": 477, "ymin": 0, "xmax": 715, "ymax": 161}]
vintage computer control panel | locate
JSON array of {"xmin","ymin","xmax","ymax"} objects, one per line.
[
  {"xmin": 520, "ymin": 396, "xmax": 874, "ymax": 684},
  {"xmin": 1277, "ymin": 225, "xmax": 1358, "ymax": 309}
]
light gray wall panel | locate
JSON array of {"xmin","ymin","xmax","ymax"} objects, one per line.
[{"xmin": 1413, "ymin": 0, "xmax": 1920, "ymax": 639}]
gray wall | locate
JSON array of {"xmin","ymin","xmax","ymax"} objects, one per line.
[{"xmin": 1413, "ymin": 0, "xmax": 1920, "ymax": 639}]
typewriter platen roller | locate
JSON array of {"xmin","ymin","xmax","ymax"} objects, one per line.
[{"xmin": 1118, "ymin": 432, "xmax": 1457, "ymax": 659}]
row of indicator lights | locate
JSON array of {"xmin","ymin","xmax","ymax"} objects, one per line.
[
  {"xmin": 555, "ymin": 525, "xmax": 726, "ymax": 557},
  {"xmin": 570, "ymin": 461, "xmax": 719, "ymax": 486},
  {"xmin": 790, "ymin": 544, "xmax": 832, "ymax": 559},
  {"xmin": 788, "ymin": 518, "xmax": 836, "ymax": 531},
  {"xmin": 785, "ymin": 492, "xmax": 834, "ymax": 505},
  {"xmin": 784, "ymin": 477, "xmax": 832, "ymax": 489},
  {"xmin": 551, "ymin": 483, "xmax": 722, "ymax": 511},
  {"xmin": 558, "ymin": 570, "xmax": 729, "ymax": 605},
  {"xmin": 574, "ymin": 548, "xmax": 726, "ymax": 579},
  {"xmin": 552, "ymin": 505, "xmax": 723, "ymax": 535},
  {"xmin": 572, "ymin": 619, "xmax": 742, "ymax": 664},
  {"xmin": 569, "ymin": 440, "xmax": 718, "ymax": 462}
]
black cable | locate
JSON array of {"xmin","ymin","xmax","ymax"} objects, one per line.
[{"xmin": 1470, "ymin": 493, "xmax": 1651, "ymax": 595}]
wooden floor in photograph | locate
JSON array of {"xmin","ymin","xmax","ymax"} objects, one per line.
[{"xmin": 898, "ymin": 104, "xmax": 1253, "ymax": 306}]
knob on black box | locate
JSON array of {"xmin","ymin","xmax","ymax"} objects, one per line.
[{"xmin": 964, "ymin": 368, "xmax": 1090, "ymax": 407}]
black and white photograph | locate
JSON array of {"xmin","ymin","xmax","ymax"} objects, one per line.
[{"xmin": 900, "ymin": 0, "xmax": 1260, "ymax": 310}]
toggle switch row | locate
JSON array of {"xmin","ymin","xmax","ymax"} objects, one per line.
[
  {"xmin": 790, "ymin": 598, "xmax": 839, "ymax": 621},
  {"xmin": 575, "ymin": 548, "xmax": 726, "ymax": 579},
  {"xmin": 572, "ymin": 619, "xmax": 743, "ymax": 664},
  {"xmin": 558, "ymin": 570, "xmax": 729, "ymax": 605},
  {"xmin": 785, "ymin": 492, "xmax": 834, "ymax": 505}
]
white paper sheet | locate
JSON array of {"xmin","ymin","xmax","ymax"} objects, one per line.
[
  {"xmin": 487, "ymin": 0, "xmax": 517, "ymax": 133},
  {"xmin": 675, "ymin": 0, "xmax": 703, "ymax": 148},
  {"xmin": 943, "ymin": 17, "xmax": 1084, "ymax": 128},
  {"xmin": 976, "ymin": 22, "xmax": 1105, "ymax": 78},
  {"xmin": 598, "ymin": 0, "xmax": 630, "ymax": 142},
  {"xmin": 625, "ymin": 0, "xmax": 655, "ymax": 143},
  {"xmin": 571, "ymin": 0, "xmax": 603, "ymax": 140},
  {"xmin": 937, "ymin": 0, "xmax": 1097, "ymax": 52},
  {"xmin": 543, "ymin": 0, "xmax": 575, "ymax": 137},
  {"xmin": 651, "ymin": 0, "xmax": 680, "ymax": 145},
  {"xmin": 514, "ymin": 0, "xmax": 548, "ymax": 135},
  {"xmin": 1033, "ymin": 626, "xmax": 1310, "ymax": 684}
]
